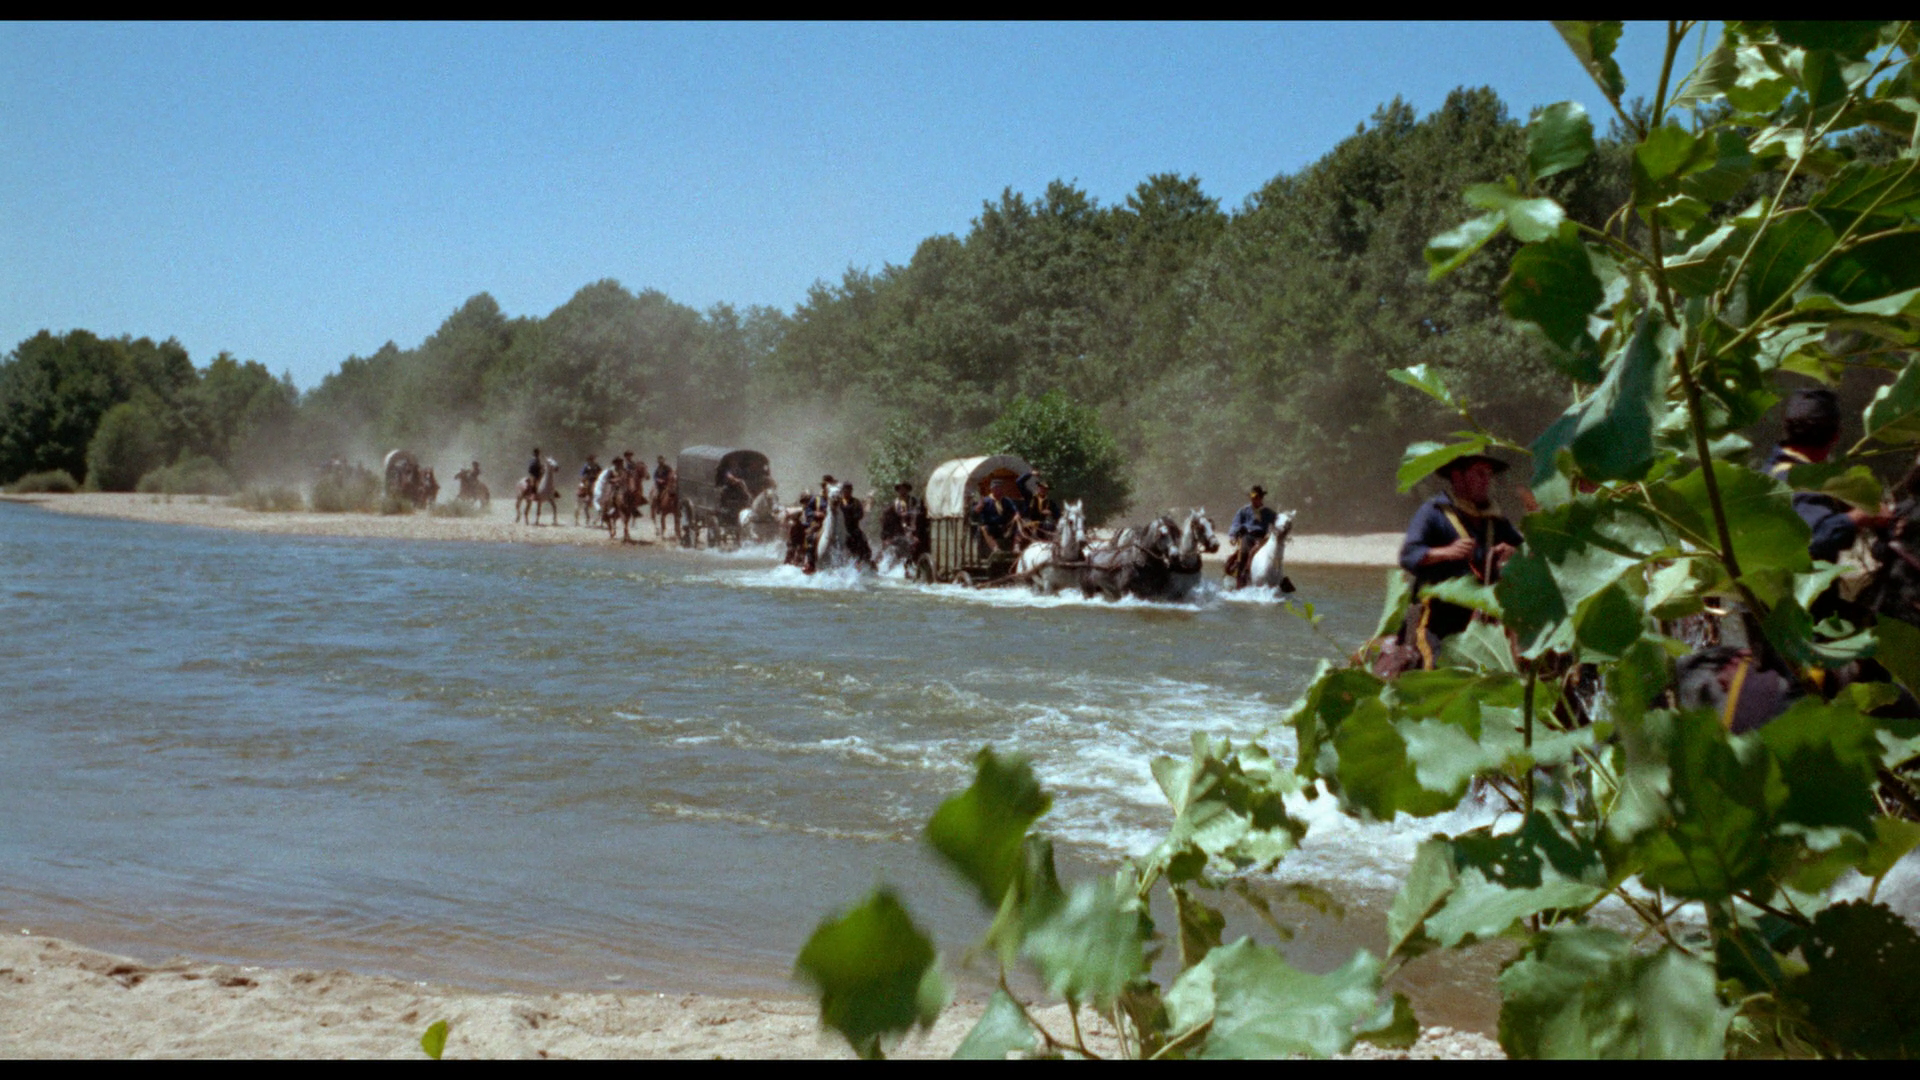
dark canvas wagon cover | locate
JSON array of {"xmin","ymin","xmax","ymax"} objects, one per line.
[{"xmin": 676, "ymin": 446, "xmax": 773, "ymax": 515}]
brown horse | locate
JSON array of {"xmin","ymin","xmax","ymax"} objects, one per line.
[{"xmin": 651, "ymin": 471, "xmax": 680, "ymax": 542}]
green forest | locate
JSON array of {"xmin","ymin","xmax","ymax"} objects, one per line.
[{"xmin": 0, "ymin": 84, "xmax": 1899, "ymax": 527}]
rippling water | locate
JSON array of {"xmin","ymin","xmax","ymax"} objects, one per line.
[{"xmin": 0, "ymin": 501, "xmax": 1504, "ymax": 1016}]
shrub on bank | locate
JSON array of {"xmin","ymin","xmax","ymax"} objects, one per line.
[
  {"xmin": 136, "ymin": 454, "xmax": 236, "ymax": 496},
  {"xmin": 309, "ymin": 466, "xmax": 379, "ymax": 513},
  {"xmin": 231, "ymin": 484, "xmax": 304, "ymax": 512},
  {"xmin": 5, "ymin": 469, "xmax": 80, "ymax": 494},
  {"xmin": 379, "ymin": 494, "xmax": 414, "ymax": 516}
]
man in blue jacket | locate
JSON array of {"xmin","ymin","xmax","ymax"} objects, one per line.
[
  {"xmin": 1766, "ymin": 388, "xmax": 1890, "ymax": 564},
  {"xmin": 1397, "ymin": 454, "xmax": 1524, "ymax": 667},
  {"xmin": 1225, "ymin": 486, "xmax": 1279, "ymax": 588}
]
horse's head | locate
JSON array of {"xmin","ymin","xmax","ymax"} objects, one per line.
[
  {"xmin": 1187, "ymin": 508, "xmax": 1219, "ymax": 553},
  {"xmin": 1274, "ymin": 510, "xmax": 1297, "ymax": 539}
]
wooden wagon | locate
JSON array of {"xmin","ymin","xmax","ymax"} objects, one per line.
[
  {"xmin": 920, "ymin": 454, "xmax": 1032, "ymax": 587},
  {"xmin": 675, "ymin": 446, "xmax": 774, "ymax": 550}
]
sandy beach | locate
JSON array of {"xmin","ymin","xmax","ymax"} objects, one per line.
[
  {"xmin": 0, "ymin": 932, "xmax": 1498, "ymax": 1059},
  {"xmin": 1, "ymin": 493, "xmax": 1404, "ymax": 568}
]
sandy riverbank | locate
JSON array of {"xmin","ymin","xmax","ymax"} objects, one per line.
[
  {"xmin": 1, "ymin": 493, "xmax": 1404, "ymax": 568},
  {"xmin": 0, "ymin": 932, "xmax": 1498, "ymax": 1059}
]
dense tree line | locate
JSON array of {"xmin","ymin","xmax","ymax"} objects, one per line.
[{"xmin": 8, "ymin": 87, "xmax": 1670, "ymax": 524}]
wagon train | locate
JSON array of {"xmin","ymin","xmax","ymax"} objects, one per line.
[{"xmin": 675, "ymin": 446, "xmax": 775, "ymax": 550}]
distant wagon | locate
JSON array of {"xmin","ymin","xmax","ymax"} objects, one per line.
[
  {"xmin": 675, "ymin": 446, "xmax": 774, "ymax": 549},
  {"xmin": 382, "ymin": 449, "xmax": 436, "ymax": 509},
  {"xmin": 921, "ymin": 454, "xmax": 1031, "ymax": 587}
]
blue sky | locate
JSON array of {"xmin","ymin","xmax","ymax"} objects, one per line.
[{"xmin": 2, "ymin": 21, "xmax": 1690, "ymax": 389}]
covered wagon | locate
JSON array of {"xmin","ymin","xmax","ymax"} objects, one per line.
[
  {"xmin": 921, "ymin": 454, "xmax": 1032, "ymax": 586},
  {"xmin": 675, "ymin": 446, "xmax": 774, "ymax": 549}
]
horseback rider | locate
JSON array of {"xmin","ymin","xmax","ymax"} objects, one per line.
[
  {"xmin": 837, "ymin": 482, "xmax": 875, "ymax": 567},
  {"xmin": 581, "ymin": 455, "xmax": 601, "ymax": 484},
  {"xmin": 1396, "ymin": 454, "xmax": 1525, "ymax": 668},
  {"xmin": 528, "ymin": 448, "xmax": 545, "ymax": 491},
  {"xmin": 654, "ymin": 455, "xmax": 673, "ymax": 493},
  {"xmin": 1019, "ymin": 476, "xmax": 1061, "ymax": 545},
  {"xmin": 800, "ymin": 475, "xmax": 835, "ymax": 573},
  {"xmin": 1225, "ymin": 486, "xmax": 1279, "ymax": 588},
  {"xmin": 881, "ymin": 482, "xmax": 930, "ymax": 562}
]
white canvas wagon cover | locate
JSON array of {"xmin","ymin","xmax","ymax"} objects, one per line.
[{"xmin": 925, "ymin": 454, "xmax": 1030, "ymax": 518}]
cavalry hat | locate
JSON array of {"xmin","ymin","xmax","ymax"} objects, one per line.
[
  {"xmin": 1249, "ymin": 485, "xmax": 1267, "ymax": 497},
  {"xmin": 894, "ymin": 481, "xmax": 913, "ymax": 491},
  {"xmin": 1436, "ymin": 453, "xmax": 1511, "ymax": 477}
]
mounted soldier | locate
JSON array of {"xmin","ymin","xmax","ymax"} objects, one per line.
[
  {"xmin": 836, "ymin": 482, "xmax": 874, "ymax": 568},
  {"xmin": 1394, "ymin": 454, "xmax": 1524, "ymax": 669},
  {"xmin": 881, "ymin": 481, "xmax": 930, "ymax": 565},
  {"xmin": 1018, "ymin": 475, "xmax": 1061, "ymax": 546},
  {"xmin": 1225, "ymin": 486, "xmax": 1280, "ymax": 588},
  {"xmin": 975, "ymin": 478, "xmax": 1021, "ymax": 554}
]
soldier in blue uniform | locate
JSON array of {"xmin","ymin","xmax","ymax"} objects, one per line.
[
  {"xmin": 1396, "ymin": 454, "xmax": 1524, "ymax": 668},
  {"xmin": 1765, "ymin": 388, "xmax": 1890, "ymax": 564},
  {"xmin": 1225, "ymin": 486, "xmax": 1279, "ymax": 588}
]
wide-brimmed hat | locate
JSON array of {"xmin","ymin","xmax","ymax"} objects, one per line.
[
  {"xmin": 1437, "ymin": 453, "xmax": 1510, "ymax": 478},
  {"xmin": 894, "ymin": 481, "xmax": 913, "ymax": 491},
  {"xmin": 1249, "ymin": 485, "xmax": 1267, "ymax": 498}
]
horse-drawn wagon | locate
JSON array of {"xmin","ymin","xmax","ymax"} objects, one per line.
[
  {"xmin": 382, "ymin": 449, "xmax": 438, "ymax": 509},
  {"xmin": 675, "ymin": 446, "xmax": 775, "ymax": 550},
  {"xmin": 920, "ymin": 454, "xmax": 1032, "ymax": 586}
]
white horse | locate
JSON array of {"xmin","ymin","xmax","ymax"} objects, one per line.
[
  {"xmin": 1244, "ymin": 510, "xmax": 1297, "ymax": 592},
  {"xmin": 516, "ymin": 456, "xmax": 560, "ymax": 525},
  {"xmin": 813, "ymin": 495, "xmax": 852, "ymax": 571},
  {"xmin": 740, "ymin": 488, "xmax": 782, "ymax": 545},
  {"xmin": 1016, "ymin": 499, "xmax": 1088, "ymax": 596},
  {"xmin": 1166, "ymin": 508, "xmax": 1220, "ymax": 602}
]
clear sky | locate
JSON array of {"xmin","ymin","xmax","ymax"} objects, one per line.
[{"xmin": 2, "ymin": 21, "xmax": 1690, "ymax": 390}]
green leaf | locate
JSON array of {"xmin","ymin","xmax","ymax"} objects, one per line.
[
  {"xmin": 952, "ymin": 989, "xmax": 1038, "ymax": 1060},
  {"xmin": 1501, "ymin": 235, "xmax": 1605, "ymax": 380},
  {"xmin": 1757, "ymin": 697, "xmax": 1880, "ymax": 846},
  {"xmin": 1374, "ymin": 570, "xmax": 1414, "ymax": 641},
  {"xmin": 1789, "ymin": 900, "xmax": 1920, "ymax": 1058},
  {"xmin": 1573, "ymin": 581, "xmax": 1645, "ymax": 659},
  {"xmin": 1497, "ymin": 494, "xmax": 1671, "ymax": 658},
  {"xmin": 1438, "ymin": 613, "xmax": 1517, "ymax": 673},
  {"xmin": 1288, "ymin": 666, "xmax": 1387, "ymax": 783},
  {"xmin": 1395, "ymin": 437, "xmax": 1488, "ymax": 494},
  {"xmin": 1022, "ymin": 878, "xmax": 1147, "ymax": 1010},
  {"xmin": 1425, "ymin": 211, "xmax": 1506, "ymax": 281},
  {"xmin": 1633, "ymin": 124, "xmax": 1713, "ymax": 207},
  {"xmin": 1810, "ymin": 158, "xmax": 1920, "ymax": 233},
  {"xmin": 1388, "ymin": 363, "xmax": 1463, "ymax": 411},
  {"xmin": 1567, "ymin": 316, "xmax": 1671, "ymax": 481},
  {"xmin": 925, "ymin": 748, "xmax": 1051, "ymax": 909},
  {"xmin": 1165, "ymin": 939, "xmax": 1385, "ymax": 1059},
  {"xmin": 1742, "ymin": 209, "xmax": 1836, "ymax": 319},
  {"xmin": 795, "ymin": 888, "xmax": 948, "ymax": 1060},
  {"xmin": 1632, "ymin": 711, "xmax": 1777, "ymax": 900},
  {"xmin": 1390, "ymin": 812, "xmax": 1609, "ymax": 961},
  {"xmin": 1655, "ymin": 461, "xmax": 1812, "ymax": 574},
  {"xmin": 1147, "ymin": 732, "xmax": 1304, "ymax": 878},
  {"xmin": 1528, "ymin": 101, "xmax": 1595, "ymax": 182},
  {"xmin": 1331, "ymin": 700, "xmax": 1461, "ymax": 820},
  {"xmin": 1465, "ymin": 183, "xmax": 1566, "ymax": 243},
  {"xmin": 1499, "ymin": 927, "xmax": 1732, "ymax": 1059},
  {"xmin": 1173, "ymin": 885, "xmax": 1226, "ymax": 968},
  {"xmin": 1770, "ymin": 20, "xmax": 1890, "ymax": 59},
  {"xmin": 420, "ymin": 1019, "xmax": 448, "ymax": 1060},
  {"xmin": 1554, "ymin": 21, "xmax": 1625, "ymax": 105},
  {"xmin": 1356, "ymin": 993, "xmax": 1421, "ymax": 1050},
  {"xmin": 1863, "ymin": 359, "xmax": 1920, "ymax": 445},
  {"xmin": 1786, "ymin": 462, "xmax": 1885, "ymax": 511},
  {"xmin": 1812, "ymin": 232, "xmax": 1920, "ymax": 307},
  {"xmin": 1877, "ymin": 616, "xmax": 1920, "ymax": 695}
]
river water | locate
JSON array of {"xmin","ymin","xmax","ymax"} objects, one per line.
[{"xmin": 0, "ymin": 501, "xmax": 1504, "ymax": 1024}]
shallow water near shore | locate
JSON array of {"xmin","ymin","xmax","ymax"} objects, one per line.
[{"xmin": 0, "ymin": 501, "xmax": 1505, "ymax": 1030}]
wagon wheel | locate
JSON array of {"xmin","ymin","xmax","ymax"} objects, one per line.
[
  {"xmin": 949, "ymin": 570, "xmax": 977, "ymax": 589},
  {"xmin": 909, "ymin": 554, "xmax": 934, "ymax": 583}
]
